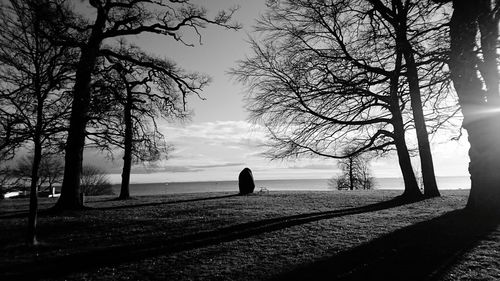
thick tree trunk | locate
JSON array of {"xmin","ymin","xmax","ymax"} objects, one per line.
[
  {"xmin": 477, "ymin": 0, "xmax": 500, "ymax": 105},
  {"xmin": 56, "ymin": 85, "xmax": 88, "ymax": 210},
  {"xmin": 449, "ymin": 0, "xmax": 500, "ymax": 213},
  {"xmin": 401, "ymin": 43, "xmax": 440, "ymax": 198},
  {"xmin": 119, "ymin": 86, "xmax": 133, "ymax": 200},
  {"xmin": 55, "ymin": 7, "xmax": 107, "ymax": 211},
  {"xmin": 466, "ymin": 117, "xmax": 500, "ymax": 211}
]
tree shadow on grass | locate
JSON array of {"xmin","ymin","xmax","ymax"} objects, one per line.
[
  {"xmin": 0, "ymin": 194, "xmax": 240, "ymax": 219},
  {"xmin": 94, "ymin": 193, "xmax": 240, "ymax": 211},
  {"xmin": 271, "ymin": 209, "xmax": 500, "ymax": 281},
  {"xmin": 1, "ymin": 196, "xmax": 413, "ymax": 279},
  {"xmin": 0, "ymin": 209, "xmax": 28, "ymax": 218}
]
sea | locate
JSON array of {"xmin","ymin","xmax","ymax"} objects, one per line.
[{"xmin": 111, "ymin": 176, "xmax": 471, "ymax": 196}]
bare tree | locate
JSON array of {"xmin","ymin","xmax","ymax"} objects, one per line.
[
  {"xmin": 42, "ymin": 0, "xmax": 240, "ymax": 211},
  {"xmin": 87, "ymin": 45, "xmax": 187, "ymax": 200},
  {"xmin": 80, "ymin": 165, "xmax": 113, "ymax": 196},
  {"xmin": 334, "ymin": 147, "xmax": 374, "ymax": 190},
  {"xmin": 0, "ymin": 0, "xmax": 75, "ymax": 244},
  {"xmin": 233, "ymin": 0, "xmax": 455, "ymax": 199},
  {"xmin": 366, "ymin": 0, "xmax": 452, "ymax": 197}
]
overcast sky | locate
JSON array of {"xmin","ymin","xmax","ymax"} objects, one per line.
[{"xmin": 84, "ymin": 0, "xmax": 472, "ymax": 184}]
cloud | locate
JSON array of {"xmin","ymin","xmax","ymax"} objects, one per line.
[
  {"xmin": 162, "ymin": 120, "xmax": 267, "ymax": 150},
  {"xmin": 89, "ymin": 119, "xmax": 471, "ymax": 183},
  {"xmin": 288, "ymin": 164, "xmax": 338, "ymax": 170},
  {"xmin": 193, "ymin": 162, "xmax": 246, "ymax": 169},
  {"xmin": 157, "ymin": 121, "xmax": 269, "ymax": 167},
  {"xmin": 124, "ymin": 162, "xmax": 247, "ymax": 175},
  {"xmin": 129, "ymin": 165, "xmax": 203, "ymax": 174}
]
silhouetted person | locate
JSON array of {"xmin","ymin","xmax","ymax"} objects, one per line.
[{"xmin": 238, "ymin": 168, "xmax": 255, "ymax": 195}]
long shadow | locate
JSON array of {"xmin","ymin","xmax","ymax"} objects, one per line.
[
  {"xmin": 1, "ymin": 196, "xmax": 412, "ymax": 279},
  {"xmin": 0, "ymin": 194, "xmax": 239, "ymax": 219},
  {"xmin": 0, "ymin": 209, "xmax": 28, "ymax": 218},
  {"xmin": 0, "ymin": 205, "xmax": 58, "ymax": 219},
  {"xmin": 271, "ymin": 209, "xmax": 500, "ymax": 281},
  {"xmin": 96, "ymin": 193, "xmax": 240, "ymax": 211}
]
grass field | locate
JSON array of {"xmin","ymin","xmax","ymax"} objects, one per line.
[{"xmin": 1, "ymin": 190, "xmax": 499, "ymax": 280}]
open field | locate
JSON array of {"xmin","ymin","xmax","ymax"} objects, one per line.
[{"xmin": 1, "ymin": 190, "xmax": 499, "ymax": 280}]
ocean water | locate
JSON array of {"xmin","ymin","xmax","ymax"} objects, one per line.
[{"xmin": 111, "ymin": 176, "xmax": 470, "ymax": 196}]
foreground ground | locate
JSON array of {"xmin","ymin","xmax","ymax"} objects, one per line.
[{"xmin": 0, "ymin": 190, "xmax": 499, "ymax": 280}]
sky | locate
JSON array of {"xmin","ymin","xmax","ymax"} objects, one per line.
[{"xmin": 81, "ymin": 0, "xmax": 472, "ymax": 184}]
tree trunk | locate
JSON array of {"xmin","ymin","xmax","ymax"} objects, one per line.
[
  {"xmin": 119, "ymin": 84, "xmax": 133, "ymax": 200},
  {"xmin": 401, "ymin": 41, "xmax": 440, "ymax": 198},
  {"xmin": 27, "ymin": 0, "xmax": 43, "ymax": 244},
  {"xmin": 349, "ymin": 157, "xmax": 354, "ymax": 190},
  {"xmin": 466, "ymin": 118, "xmax": 500, "ymax": 211},
  {"xmin": 449, "ymin": 0, "xmax": 500, "ymax": 213},
  {"xmin": 54, "ymin": 7, "xmax": 107, "ymax": 211},
  {"xmin": 392, "ymin": 110, "xmax": 422, "ymax": 199},
  {"xmin": 56, "ymin": 84, "xmax": 88, "ymax": 210},
  {"xmin": 390, "ymin": 49, "xmax": 422, "ymax": 199},
  {"xmin": 390, "ymin": 1, "xmax": 440, "ymax": 198},
  {"xmin": 28, "ymin": 84, "xmax": 43, "ymax": 244},
  {"xmin": 28, "ymin": 140, "xmax": 41, "ymax": 245},
  {"xmin": 477, "ymin": 0, "xmax": 500, "ymax": 105}
]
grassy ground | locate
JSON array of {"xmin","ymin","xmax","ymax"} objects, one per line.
[{"xmin": 0, "ymin": 190, "xmax": 499, "ymax": 280}]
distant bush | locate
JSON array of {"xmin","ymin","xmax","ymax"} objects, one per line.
[
  {"xmin": 330, "ymin": 176, "xmax": 349, "ymax": 190},
  {"xmin": 328, "ymin": 148, "xmax": 375, "ymax": 190},
  {"xmin": 80, "ymin": 165, "xmax": 114, "ymax": 196},
  {"xmin": 328, "ymin": 175, "xmax": 374, "ymax": 190}
]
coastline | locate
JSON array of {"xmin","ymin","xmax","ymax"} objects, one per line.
[{"xmin": 110, "ymin": 176, "xmax": 471, "ymax": 196}]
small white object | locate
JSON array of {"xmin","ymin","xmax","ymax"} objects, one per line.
[{"xmin": 3, "ymin": 191, "xmax": 21, "ymax": 198}]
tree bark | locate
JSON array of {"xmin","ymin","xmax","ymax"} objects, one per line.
[
  {"xmin": 449, "ymin": 0, "xmax": 500, "ymax": 213},
  {"xmin": 55, "ymin": 6, "xmax": 107, "ymax": 211},
  {"xmin": 119, "ymin": 84, "xmax": 133, "ymax": 200},
  {"xmin": 392, "ymin": 105, "xmax": 422, "ymax": 199},
  {"xmin": 390, "ymin": 49, "xmax": 422, "ymax": 199},
  {"xmin": 349, "ymin": 157, "xmax": 354, "ymax": 190},
  {"xmin": 28, "ymin": 25, "xmax": 43, "ymax": 243},
  {"xmin": 387, "ymin": 0, "xmax": 440, "ymax": 198},
  {"xmin": 28, "ymin": 82, "xmax": 43, "ymax": 245},
  {"xmin": 477, "ymin": 0, "xmax": 500, "ymax": 105},
  {"xmin": 28, "ymin": 139, "xmax": 41, "ymax": 245},
  {"xmin": 400, "ymin": 39, "xmax": 440, "ymax": 198}
]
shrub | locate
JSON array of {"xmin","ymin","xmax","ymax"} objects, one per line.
[
  {"xmin": 330, "ymin": 148, "xmax": 375, "ymax": 190},
  {"xmin": 80, "ymin": 165, "xmax": 114, "ymax": 196},
  {"xmin": 328, "ymin": 174, "xmax": 375, "ymax": 190}
]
